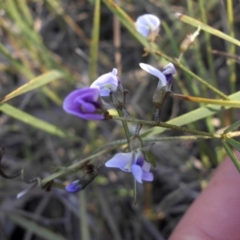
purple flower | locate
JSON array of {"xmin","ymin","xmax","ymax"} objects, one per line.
[
  {"xmin": 65, "ymin": 180, "xmax": 83, "ymax": 193},
  {"xmin": 135, "ymin": 14, "xmax": 160, "ymax": 38},
  {"xmin": 63, "ymin": 87, "xmax": 104, "ymax": 120},
  {"xmin": 139, "ymin": 62, "xmax": 176, "ymax": 90},
  {"xmin": 90, "ymin": 68, "xmax": 119, "ymax": 97},
  {"xmin": 105, "ymin": 150, "xmax": 153, "ymax": 183}
]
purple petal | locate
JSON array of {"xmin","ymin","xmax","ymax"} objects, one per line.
[
  {"xmin": 66, "ymin": 180, "xmax": 83, "ymax": 193},
  {"xmin": 142, "ymin": 172, "xmax": 154, "ymax": 182},
  {"xmin": 134, "ymin": 152, "xmax": 145, "ymax": 167},
  {"xmin": 63, "ymin": 87, "xmax": 104, "ymax": 120},
  {"xmin": 139, "ymin": 63, "xmax": 167, "ymax": 87},
  {"xmin": 142, "ymin": 161, "xmax": 151, "ymax": 172},
  {"xmin": 131, "ymin": 164, "xmax": 143, "ymax": 183},
  {"xmin": 105, "ymin": 152, "xmax": 132, "ymax": 171},
  {"xmin": 77, "ymin": 98, "xmax": 97, "ymax": 113}
]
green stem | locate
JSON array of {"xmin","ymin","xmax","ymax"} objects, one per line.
[
  {"xmin": 112, "ymin": 116, "xmax": 220, "ymax": 138},
  {"xmin": 173, "ymin": 93, "xmax": 240, "ymax": 107},
  {"xmin": 79, "ymin": 191, "xmax": 91, "ymax": 240},
  {"xmin": 117, "ymin": 109, "xmax": 131, "ymax": 144},
  {"xmin": 41, "ymin": 148, "xmax": 109, "ymax": 186}
]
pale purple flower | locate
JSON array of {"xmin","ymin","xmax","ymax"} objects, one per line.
[
  {"xmin": 63, "ymin": 87, "xmax": 104, "ymax": 120},
  {"xmin": 135, "ymin": 14, "xmax": 160, "ymax": 38},
  {"xmin": 65, "ymin": 180, "xmax": 83, "ymax": 193},
  {"xmin": 139, "ymin": 62, "xmax": 176, "ymax": 90},
  {"xmin": 90, "ymin": 68, "xmax": 119, "ymax": 97},
  {"xmin": 105, "ymin": 150, "xmax": 153, "ymax": 183}
]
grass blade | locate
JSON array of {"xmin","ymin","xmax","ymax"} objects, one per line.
[
  {"xmin": 224, "ymin": 120, "xmax": 240, "ymax": 133},
  {"xmin": 0, "ymin": 103, "xmax": 68, "ymax": 138},
  {"xmin": 6, "ymin": 214, "xmax": 67, "ymax": 240},
  {"xmin": 0, "ymin": 71, "xmax": 63, "ymax": 103},
  {"xmin": 175, "ymin": 12, "xmax": 240, "ymax": 47},
  {"xmin": 225, "ymin": 138, "xmax": 240, "ymax": 152},
  {"xmin": 89, "ymin": 0, "xmax": 101, "ymax": 83},
  {"xmin": 141, "ymin": 91, "xmax": 240, "ymax": 137},
  {"xmin": 222, "ymin": 140, "xmax": 240, "ymax": 173}
]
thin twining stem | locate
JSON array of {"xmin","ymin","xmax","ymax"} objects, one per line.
[
  {"xmin": 116, "ymin": 109, "xmax": 131, "ymax": 144},
  {"xmin": 112, "ymin": 116, "xmax": 221, "ymax": 138}
]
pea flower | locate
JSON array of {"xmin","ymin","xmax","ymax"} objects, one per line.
[
  {"xmin": 105, "ymin": 149, "xmax": 153, "ymax": 184},
  {"xmin": 90, "ymin": 68, "xmax": 119, "ymax": 97},
  {"xmin": 63, "ymin": 87, "xmax": 105, "ymax": 120},
  {"xmin": 139, "ymin": 62, "xmax": 176, "ymax": 90},
  {"xmin": 66, "ymin": 180, "xmax": 83, "ymax": 193},
  {"xmin": 135, "ymin": 14, "xmax": 160, "ymax": 38}
]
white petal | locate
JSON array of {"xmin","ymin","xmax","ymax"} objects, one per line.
[
  {"xmin": 90, "ymin": 70, "xmax": 119, "ymax": 96},
  {"xmin": 162, "ymin": 63, "xmax": 177, "ymax": 75},
  {"xmin": 139, "ymin": 63, "xmax": 167, "ymax": 86},
  {"xmin": 99, "ymin": 88, "xmax": 111, "ymax": 96},
  {"xmin": 105, "ymin": 152, "xmax": 132, "ymax": 171},
  {"xmin": 111, "ymin": 68, "xmax": 118, "ymax": 75},
  {"xmin": 135, "ymin": 23, "xmax": 151, "ymax": 38},
  {"xmin": 135, "ymin": 14, "xmax": 160, "ymax": 34}
]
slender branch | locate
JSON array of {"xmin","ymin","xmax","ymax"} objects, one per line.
[
  {"xmin": 112, "ymin": 116, "xmax": 221, "ymax": 138},
  {"xmin": 41, "ymin": 148, "xmax": 109, "ymax": 186},
  {"xmin": 117, "ymin": 109, "xmax": 131, "ymax": 144}
]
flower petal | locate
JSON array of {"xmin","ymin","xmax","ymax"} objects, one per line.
[
  {"xmin": 66, "ymin": 180, "xmax": 83, "ymax": 193},
  {"xmin": 63, "ymin": 87, "xmax": 104, "ymax": 120},
  {"xmin": 135, "ymin": 14, "xmax": 160, "ymax": 37},
  {"xmin": 139, "ymin": 63, "xmax": 167, "ymax": 86},
  {"xmin": 135, "ymin": 24, "xmax": 151, "ymax": 38},
  {"xmin": 142, "ymin": 172, "xmax": 154, "ymax": 182},
  {"xmin": 162, "ymin": 63, "xmax": 177, "ymax": 75},
  {"xmin": 105, "ymin": 152, "xmax": 132, "ymax": 171},
  {"xmin": 99, "ymin": 88, "xmax": 111, "ymax": 97},
  {"xmin": 131, "ymin": 164, "xmax": 143, "ymax": 183},
  {"xmin": 90, "ymin": 69, "xmax": 119, "ymax": 96},
  {"xmin": 142, "ymin": 161, "xmax": 151, "ymax": 172}
]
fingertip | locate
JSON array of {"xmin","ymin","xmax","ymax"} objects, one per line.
[{"xmin": 170, "ymin": 154, "xmax": 240, "ymax": 240}]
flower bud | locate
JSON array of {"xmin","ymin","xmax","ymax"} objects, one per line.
[{"xmin": 135, "ymin": 14, "xmax": 161, "ymax": 41}]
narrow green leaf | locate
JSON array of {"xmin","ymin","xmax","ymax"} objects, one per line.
[
  {"xmin": 175, "ymin": 12, "xmax": 240, "ymax": 47},
  {"xmin": 89, "ymin": 0, "xmax": 101, "ymax": 83},
  {"xmin": 225, "ymin": 138, "xmax": 240, "ymax": 152},
  {"xmin": 141, "ymin": 91, "xmax": 240, "ymax": 138},
  {"xmin": 0, "ymin": 71, "xmax": 63, "ymax": 103},
  {"xmin": 224, "ymin": 120, "xmax": 240, "ymax": 133},
  {"xmin": 7, "ymin": 214, "xmax": 67, "ymax": 240},
  {"xmin": 222, "ymin": 140, "xmax": 240, "ymax": 173},
  {"xmin": 0, "ymin": 103, "xmax": 68, "ymax": 138},
  {"xmin": 16, "ymin": 0, "xmax": 34, "ymax": 28}
]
